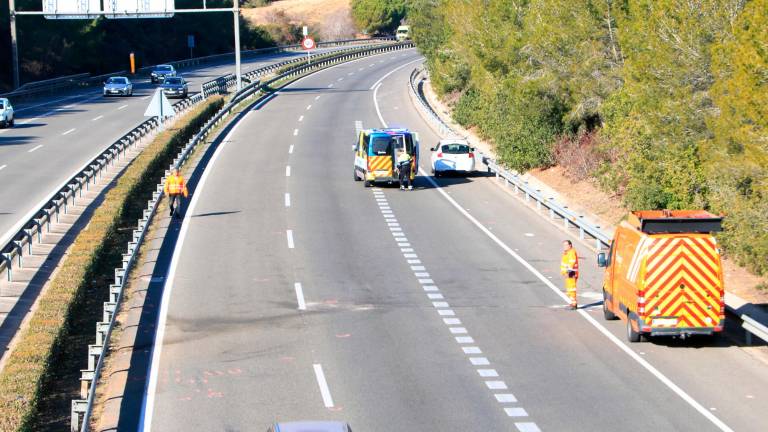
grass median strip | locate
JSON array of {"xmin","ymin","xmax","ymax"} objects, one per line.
[{"xmin": 0, "ymin": 96, "xmax": 224, "ymax": 431}]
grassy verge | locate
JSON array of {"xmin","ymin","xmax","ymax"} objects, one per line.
[{"xmin": 0, "ymin": 96, "xmax": 224, "ymax": 431}]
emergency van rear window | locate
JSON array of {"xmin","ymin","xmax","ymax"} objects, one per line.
[{"xmin": 371, "ymin": 136, "xmax": 394, "ymax": 155}]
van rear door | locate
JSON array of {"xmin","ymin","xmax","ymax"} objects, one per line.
[{"xmin": 642, "ymin": 236, "xmax": 722, "ymax": 329}]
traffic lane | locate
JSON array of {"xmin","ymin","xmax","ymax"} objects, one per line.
[
  {"xmin": 147, "ymin": 108, "xmax": 330, "ymax": 431},
  {"xmin": 148, "ymin": 52, "xmax": 421, "ymax": 430},
  {"xmin": 285, "ymin": 60, "xmax": 515, "ymax": 430},
  {"xmin": 374, "ymin": 62, "xmax": 768, "ymax": 430},
  {"xmin": 0, "ymin": 48, "xmax": 351, "ymax": 244}
]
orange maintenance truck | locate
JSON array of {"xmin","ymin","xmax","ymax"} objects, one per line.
[{"xmin": 597, "ymin": 210, "xmax": 725, "ymax": 342}]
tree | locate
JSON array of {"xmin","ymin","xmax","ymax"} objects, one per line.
[{"xmin": 351, "ymin": 0, "xmax": 408, "ymax": 35}]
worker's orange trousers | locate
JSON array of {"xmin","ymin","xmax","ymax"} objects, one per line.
[{"xmin": 565, "ymin": 277, "xmax": 578, "ymax": 307}]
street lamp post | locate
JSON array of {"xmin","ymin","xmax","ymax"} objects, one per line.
[{"xmin": 9, "ymin": 0, "xmax": 20, "ymax": 89}]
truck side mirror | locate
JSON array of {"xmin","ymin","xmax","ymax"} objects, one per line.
[
  {"xmin": 597, "ymin": 252, "xmax": 608, "ymax": 268},
  {"xmin": 429, "ymin": 147, "xmax": 436, "ymax": 151}
]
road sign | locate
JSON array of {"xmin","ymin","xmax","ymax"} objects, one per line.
[
  {"xmin": 302, "ymin": 37, "xmax": 316, "ymax": 50},
  {"xmin": 144, "ymin": 89, "xmax": 175, "ymax": 118},
  {"xmin": 104, "ymin": 0, "xmax": 175, "ymax": 18},
  {"xmin": 303, "ymin": 26, "xmax": 308, "ymax": 36},
  {"xmin": 44, "ymin": 0, "xmax": 102, "ymax": 19},
  {"xmin": 187, "ymin": 35, "xmax": 195, "ymax": 48}
]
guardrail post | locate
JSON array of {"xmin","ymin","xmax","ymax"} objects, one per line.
[
  {"xmin": 87, "ymin": 343, "xmax": 102, "ymax": 371},
  {"xmin": 745, "ymin": 330, "xmax": 752, "ymax": 345},
  {"xmin": 110, "ymin": 284, "xmax": 121, "ymax": 303},
  {"xmin": 71, "ymin": 399, "xmax": 87, "ymax": 432},
  {"xmin": 103, "ymin": 302, "xmax": 117, "ymax": 323},
  {"xmin": 2, "ymin": 253, "xmax": 11, "ymax": 282},
  {"xmin": 79, "ymin": 369, "xmax": 94, "ymax": 399},
  {"xmin": 13, "ymin": 241, "xmax": 23, "ymax": 268}
]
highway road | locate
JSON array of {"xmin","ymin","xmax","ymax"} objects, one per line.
[
  {"xmin": 0, "ymin": 48, "xmax": 340, "ymax": 248},
  {"xmin": 141, "ymin": 49, "xmax": 768, "ymax": 431}
]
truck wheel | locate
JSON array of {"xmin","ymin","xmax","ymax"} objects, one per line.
[
  {"xmin": 364, "ymin": 180, "xmax": 372, "ymax": 188},
  {"xmin": 627, "ymin": 317, "xmax": 642, "ymax": 343},
  {"xmin": 602, "ymin": 289, "xmax": 617, "ymax": 320}
]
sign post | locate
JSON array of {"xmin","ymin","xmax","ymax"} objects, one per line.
[
  {"xmin": 302, "ymin": 36, "xmax": 315, "ymax": 65},
  {"xmin": 187, "ymin": 35, "xmax": 195, "ymax": 59}
]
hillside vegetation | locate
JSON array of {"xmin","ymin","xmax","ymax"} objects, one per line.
[{"xmin": 408, "ymin": 0, "xmax": 768, "ymax": 278}]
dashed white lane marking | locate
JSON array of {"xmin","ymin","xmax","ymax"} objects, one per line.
[
  {"xmin": 92, "ymin": 115, "xmax": 104, "ymax": 121},
  {"xmin": 338, "ymin": 77, "xmax": 344, "ymax": 81},
  {"xmin": 62, "ymin": 128, "xmax": 76, "ymax": 135},
  {"xmin": 486, "ymin": 381, "xmax": 508, "ymax": 390},
  {"xmin": 0, "ymin": 164, "xmax": 6, "ymax": 171},
  {"xmin": 438, "ymin": 309, "xmax": 455, "ymax": 316},
  {"xmin": 428, "ymin": 293, "xmax": 444, "ymax": 299},
  {"xmin": 327, "ymin": 84, "xmax": 334, "ymax": 88},
  {"xmin": 294, "ymin": 282, "xmax": 306, "ymax": 310},
  {"xmin": 470, "ymin": 357, "xmax": 490, "ymax": 366},
  {"xmin": 118, "ymin": 104, "xmax": 128, "ymax": 110},
  {"xmin": 496, "ymin": 394, "xmax": 518, "ymax": 403},
  {"xmin": 348, "ymin": 72, "xmax": 354, "ymax": 76},
  {"xmin": 478, "ymin": 369, "xmax": 499, "ymax": 377},
  {"xmin": 306, "ymin": 104, "xmax": 312, "ymax": 110},
  {"xmin": 28, "ymin": 144, "xmax": 43, "ymax": 153},
  {"xmin": 456, "ymin": 336, "xmax": 474, "ymax": 343},
  {"xmin": 463, "ymin": 346, "xmax": 481, "ymax": 354},
  {"xmin": 524, "ymin": 233, "xmax": 535, "ymax": 237},
  {"xmin": 423, "ymin": 286, "xmax": 439, "ymax": 292},
  {"xmin": 408, "ymin": 259, "xmax": 421, "ymax": 264},
  {"xmin": 515, "ymin": 423, "xmax": 542, "ymax": 432},
  {"xmin": 286, "ymin": 230, "xmax": 295, "ymax": 249},
  {"xmin": 449, "ymin": 327, "xmax": 467, "ymax": 334},
  {"xmin": 505, "ymin": 408, "xmax": 529, "ymax": 417},
  {"xmin": 141, "ymin": 96, "xmax": 150, "ymax": 100},
  {"xmin": 285, "ymin": 193, "xmax": 291, "ymax": 207},
  {"xmin": 293, "ymin": 128, "xmax": 299, "ymax": 136},
  {"xmin": 298, "ymin": 115, "xmax": 304, "ymax": 122},
  {"xmin": 286, "ymin": 166, "xmax": 291, "ymax": 177},
  {"xmin": 289, "ymin": 145, "xmax": 294, "ymax": 154},
  {"xmin": 315, "ymin": 95, "xmax": 321, "ymax": 100},
  {"xmin": 313, "ymin": 364, "xmax": 335, "ymax": 408}
]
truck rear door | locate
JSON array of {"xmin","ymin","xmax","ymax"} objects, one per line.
[{"xmin": 643, "ymin": 236, "xmax": 723, "ymax": 329}]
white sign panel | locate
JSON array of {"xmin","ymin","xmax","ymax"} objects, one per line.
[
  {"xmin": 144, "ymin": 89, "xmax": 175, "ymax": 118},
  {"xmin": 44, "ymin": 0, "xmax": 103, "ymax": 19},
  {"xmin": 104, "ymin": 0, "xmax": 175, "ymax": 18}
]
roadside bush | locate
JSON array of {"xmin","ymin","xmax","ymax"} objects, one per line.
[{"xmin": 0, "ymin": 97, "xmax": 223, "ymax": 431}]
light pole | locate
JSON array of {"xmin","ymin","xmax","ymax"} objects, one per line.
[
  {"xmin": 233, "ymin": 1, "xmax": 241, "ymax": 91},
  {"xmin": 9, "ymin": 0, "xmax": 20, "ymax": 89}
]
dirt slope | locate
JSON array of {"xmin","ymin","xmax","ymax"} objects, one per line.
[{"xmin": 243, "ymin": 0, "xmax": 356, "ymax": 40}]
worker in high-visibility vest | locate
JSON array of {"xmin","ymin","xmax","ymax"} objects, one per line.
[
  {"xmin": 164, "ymin": 168, "xmax": 188, "ymax": 219},
  {"xmin": 560, "ymin": 240, "xmax": 579, "ymax": 309},
  {"xmin": 397, "ymin": 151, "xmax": 413, "ymax": 191}
]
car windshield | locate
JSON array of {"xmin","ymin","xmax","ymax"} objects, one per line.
[
  {"xmin": 164, "ymin": 78, "xmax": 182, "ymax": 85},
  {"xmin": 107, "ymin": 78, "xmax": 127, "ymax": 84},
  {"xmin": 157, "ymin": 66, "xmax": 172, "ymax": 71},
  {"xmin": 398, "ymin": 29, "xmax": 408, "ymax": 33},
  {"xmin": 0, "ymin": 102, "xmax": 4, "ymax": 109},
  {"xmin": 441, "ymin": 143, "xmax": 470, "ymax": 154}
]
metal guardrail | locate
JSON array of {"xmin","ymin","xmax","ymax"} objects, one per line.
[
  {"xmin": 1, "ymin": 38, "xmax": 394, "ymax": 100},
  {"xmin": 0, "ymin": 95, "xmax": 202, "ymax": 284},
  {"xmin": 407, "ymin": 66, "xmax": 768, "ymax": 346},
  {"xmin": 70, "ymin": 40, "xmax": 414, "ymax": 431},
  {"xmin": 408, "ymin": 67, "xmax": 611, "ymax": 251}
]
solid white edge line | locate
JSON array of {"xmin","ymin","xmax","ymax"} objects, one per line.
[
  {"xmin": 139, "ymin": 111, "xmax": 246, "ymax": 431},
  {"xmin": 369, "ymin": 58, "xmax": 424, "ymax": 90},
  {"xmin": 371, "ymin": 70, "xmax": 734, "ymax": 432},
  {"xmin": 313, "ymin": 363, "xmax": 335, "ymax": 408},
  {"xmin": 295, "ymin": 282, "xmax": 306, "ymax": 310}
]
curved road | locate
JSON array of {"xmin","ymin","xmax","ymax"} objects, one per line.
[
  {"xmin": 0, "ymin": 48, "xmax": 340, "ymax": 248},
  {"xmin": 141, "ymin": 49, "xmax": 768, "ymax": 431}
]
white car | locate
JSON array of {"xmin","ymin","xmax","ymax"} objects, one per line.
[
  {"xmin": 430, "ymin": 139, "xmax": 475, "ymax": 176},
  {"xmin": 0, "ymin": 98, "xmax": 14, "ymax": 128}
]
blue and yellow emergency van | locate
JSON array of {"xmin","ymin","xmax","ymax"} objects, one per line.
[{"xmin": 353, "ymin": 128, "xmax": 420, "ymax": 186}]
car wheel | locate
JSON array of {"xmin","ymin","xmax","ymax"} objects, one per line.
[
  {"xmin": 627, "ymin": 316, "xmax": 642, "ymax": 343},
  {"xmin": 602, "ymin": 289, "xmax": 617, "ymax": 320},
  {"xmin": 9, "ymin": 118, "xmax": 14, "ymax": 127}
]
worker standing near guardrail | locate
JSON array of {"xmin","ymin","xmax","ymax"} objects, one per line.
[
  {"xmin": 164, "ymin": 168, "xmax": 188, "ymax": 219},
  {"xmin": 561, "ymin": 240, "xmax": 579, "ymax": 310}
]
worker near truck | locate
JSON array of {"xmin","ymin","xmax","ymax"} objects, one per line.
[
  {"xmin": 397, "ymin": 151, "xmax": 413, "ymax": 191},
  {"xmin": 164, "ymin": 168, "xmax": 188, "ymax": 219},
  {"xmin": 561, "ymin": 240, "xmax": 579, "ymax": 309}
]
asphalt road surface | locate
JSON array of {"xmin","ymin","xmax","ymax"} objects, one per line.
[
  {"xmin": 0, "ymin": 48, "xmax": 340, "ymax": 248},
  {"xmin": 141, "ymin": 49, "xmax": 768, "ymax": 432}
]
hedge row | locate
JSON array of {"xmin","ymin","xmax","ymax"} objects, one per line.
[{"xmin": 0, "ymin": 95, "xmax": 224, "ymax": 431}]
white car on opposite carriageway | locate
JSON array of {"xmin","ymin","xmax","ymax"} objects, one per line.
[{"xmin": 429, "ymin": 139, "xmax": 475, "ymax": 177}]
